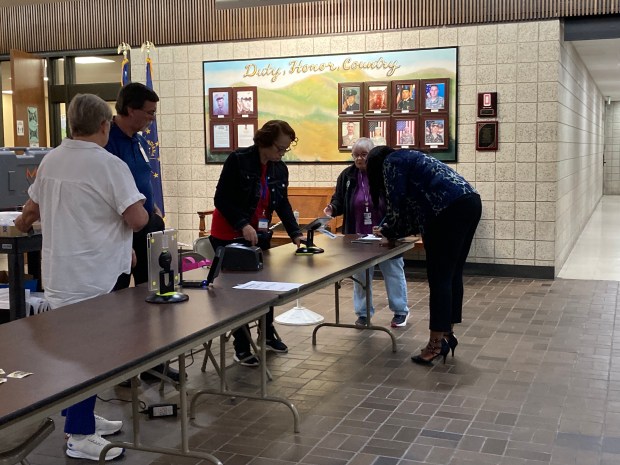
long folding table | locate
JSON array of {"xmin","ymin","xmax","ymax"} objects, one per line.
[{"xmin": 0, "ymin": 234, "xmax": 413, "ymax": 464}]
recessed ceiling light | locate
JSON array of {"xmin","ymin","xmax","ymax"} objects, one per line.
[
  {"xmin": 75, "ymin": 57, "xmax": 114, "ymax": 64},
  {"xmin": 2, "ymin": 90, "xmax": 13, "ymax": 94}
]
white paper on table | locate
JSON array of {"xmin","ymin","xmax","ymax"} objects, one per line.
[
  {"xmin": 318, "ymin": 228, "xmax": 339, "ymax": 239},
  {"xmin": 233, "ymin": 281, "xmax": 303, "ymax": 291},
  {"xmin": 357, "ymin": 234, "xmax": 381, "ymax": 241}
]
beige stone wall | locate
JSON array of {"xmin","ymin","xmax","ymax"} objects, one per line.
[
  {"xmin": 127, "ymin": 19, "xmax": 604, "ymax": 273},
  {"xmin": 555, "ymin": 35, "xmax": 604, "ymax": 271}
]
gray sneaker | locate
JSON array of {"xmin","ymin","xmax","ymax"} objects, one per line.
[{"xmin": 391, "ymin": 314, "xmax": 408, "ymax": 328}]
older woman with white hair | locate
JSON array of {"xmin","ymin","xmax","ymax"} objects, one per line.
[{"xmin": 324, "ymin": 138, "xmax": 409, "ymax": 328}]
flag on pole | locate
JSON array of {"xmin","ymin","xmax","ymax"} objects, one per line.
[
  {"xmin": 118, "ymin": 42, "xmax": 131, "ymax": 86},
  {"xmin": 145, "ymin": 55, "xmax": 165, "ymax": 216},
  {"xmin": 121, "ymin": 56, "xmax": 130, "ymax": 86}
]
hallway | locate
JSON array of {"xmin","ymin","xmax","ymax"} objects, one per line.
[{"xmin": 558, "ymin": 195, "xmax": 620, "ymax": 281}]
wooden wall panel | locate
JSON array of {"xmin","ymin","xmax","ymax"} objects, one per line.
[{"xmin": 0, "ymin": 0, "xmax": 619, "ymax": 56}]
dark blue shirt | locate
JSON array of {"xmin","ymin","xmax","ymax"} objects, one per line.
[
  {"xmin": 105, "ymin": 122, "xmax": 155, "ymax": 214},
  {"xmin": 381, "ymin": 149, "xmax": 477, "ymax": 237}
]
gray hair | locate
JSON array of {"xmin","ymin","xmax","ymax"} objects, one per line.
[
  {"xmin": 352, "ymin": 137, "xmax": 374, "ymax": 154},
  {"xmin": 67, "ymin": 94, "xmax": 112, "ymax": 137}
]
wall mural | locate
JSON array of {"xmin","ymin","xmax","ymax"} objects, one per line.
[{"xmin": 203, "ymin": 47, "xmax": 457, "ymax": 163}]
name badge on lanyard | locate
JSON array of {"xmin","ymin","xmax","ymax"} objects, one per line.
[
  {"xmin": 363, "ymin": 211, "xmax": 372, "ymax": 225},
  {"xmin": 138, "ymin": 144, "xmax": 150, "ymax": 164}
]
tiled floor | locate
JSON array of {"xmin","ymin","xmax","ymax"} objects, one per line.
[{"xmin": 22, "ymin": 195, "xmax": 620, "ymax": 464}]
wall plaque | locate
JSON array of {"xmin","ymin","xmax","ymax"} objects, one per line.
[
  {"xmin": 476, "ymin": 121, "xmax": 498, "ymax": 151},
  {"xmin": 477, "ymin": 92, "xmax": 497, "ymax": 117}
]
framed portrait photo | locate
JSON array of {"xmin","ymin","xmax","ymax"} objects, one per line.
[
  {"xmin": 234, "ymin": 119, "xmax": 258, "ymax": 149},
  {"xmin": 393, "ymin": 117, "xmax": 417, "ymax": 149},
  {"xmin": 422, "ymin": 117, "xmax": 449, "ymax": 150},
  {"xmin": 422, "ymin": 78, "xmax": 449, "ymax": 113},
  {"xmin": 209, "ymin": 121, "xmax": 233, "ymax": 152},
  {"xmin": 365, "ymin": 82, "xmax": 390, "ymax": 115},
  {"xmin": 233, "ymin": 86, "xmax": 258, "ymax": 118},
  {"xmin": 392, "ymin": 80, "xmax": 418, "ymax": 114},
  {"xmin": 338, "ymin": 117, "xmax": 362, "ymax": 151},
  {"xmin": 209, "ymin": 87, "xmax": 232, "ymax": 119},
  {"xmin": 339, "ymin": 82, "xmax": 363, "ymax": 115},
  {"xmin": 365, "ymin": 117, "xmax": 391, "ymax": 147}
]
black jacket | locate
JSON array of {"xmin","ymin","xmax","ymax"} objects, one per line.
[
  {"xmin": 214, "ymin": 145, "xmax": 302, "ymax": 241},
  {"xmin": 328, "ymin": 164, "xmax": 359, "ymax": 234}
]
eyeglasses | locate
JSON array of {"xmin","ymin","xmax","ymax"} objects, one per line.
[
  {"xmin": 352, "ymin": 152, "xmax": 368, "ymax": 159},
  {"xmin": 274, "ymin": 143, "xmax": 291, "ymax": 153},
  {"xmin": 138, "ymin": 108, "xmax": 157, "ymax": 117}
]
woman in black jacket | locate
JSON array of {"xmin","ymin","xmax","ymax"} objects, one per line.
[{"xmin": 210, "ymin": 120, "xmax": 303, "ymax": 366}]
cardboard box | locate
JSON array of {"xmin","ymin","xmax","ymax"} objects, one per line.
[{"xmin": 0, "ymin": 225, "xmax": 28, "ymax": 237}]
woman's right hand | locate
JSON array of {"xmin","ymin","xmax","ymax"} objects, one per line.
[
  {"xmin": 241, "ymin": 224, "xmax": 258, "ymax": 246},
  {"xmin": 323, "ymin": 205, "xmax": 333, "ymax": 217}
]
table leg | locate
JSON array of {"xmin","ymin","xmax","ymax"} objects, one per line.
[
  {"xmin": 99, "ymin": 366, "xmax": 223, "ymax": 465},
  {"xmin": 312, "ymin": 272, "xmax": 398, "ymax": 352},
  {"xmin": 7, "ymin": 251, "xmax": 26, "ymax": 320}
]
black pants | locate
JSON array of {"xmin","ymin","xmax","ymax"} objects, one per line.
[
  {"xmin": 209, "ymin": 235, "xmax": 276, "ymax": 354},
  {"xmin": 422, "ymin": 193, "xmax": 482, "ymax": 333},
  {"xmin": 115, "ymin": 212, "xmax": 166, "ymax": 289}
]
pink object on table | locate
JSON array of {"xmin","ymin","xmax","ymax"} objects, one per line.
[{"xmin": 181, "ymin": 256, "xmax": 211, "ymax": 272}]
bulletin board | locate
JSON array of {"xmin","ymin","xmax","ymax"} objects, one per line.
[{"xmin": 203, "ymin": 47, "xmax": 457, "ymax": 163}]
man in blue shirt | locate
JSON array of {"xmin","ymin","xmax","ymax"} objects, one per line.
[{"xmin": 106, "ymin": 83, "xmax": 180, "ymax": 383}]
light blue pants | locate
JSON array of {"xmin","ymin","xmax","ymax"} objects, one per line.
[{"xmin": 353, "ymin": 257, "xmax": 409, "ymax": 317}]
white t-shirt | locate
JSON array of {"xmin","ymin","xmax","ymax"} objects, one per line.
[{"xmin": 28, "ymin": 138, "xmax": 145, "ymax": 309}]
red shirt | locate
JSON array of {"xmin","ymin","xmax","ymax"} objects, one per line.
[{"xmin": 210, "ymin": 163, "xmax": 270, "ymax": 240}]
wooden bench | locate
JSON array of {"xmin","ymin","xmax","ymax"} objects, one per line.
[
  {"xmin": 271, "ymin": 186, "xmax": 342, "ymax": 246},
  {"xmin": 196, "ymin": 187, "xmax": 342, "ymax": 246}
]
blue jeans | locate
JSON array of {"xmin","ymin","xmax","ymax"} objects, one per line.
[
  {"xmin": 353, "ymin": 257, "xmax": 409, "ymax": 318},
  {"xmin": 62, "ymin": 396, "xmax": 96, "ymax": 435}
]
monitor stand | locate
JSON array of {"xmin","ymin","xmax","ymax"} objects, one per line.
[{"xmin": 302, "ymin": 229, "xmax": 324, "ymax": 254}]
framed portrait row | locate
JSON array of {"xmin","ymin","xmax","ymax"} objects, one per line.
[
  {"xmin": 208, "ymin": 86, "xmax": 258, "ymax": 119},
  {"xmin": 338, "ymin": 116, "xmax": 449, "ymax": 151},
  {"xmin": 338, "ymin": 78, "xmax": 449, "ymax": 117},
  {"xmin": 207, "ymin": 86, "xmax": 258, "ymax": 153}
]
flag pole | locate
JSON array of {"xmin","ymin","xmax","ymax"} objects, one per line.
[{"xmin": 141, "ymin": 41, "xmax": 165, "ymax": 218}]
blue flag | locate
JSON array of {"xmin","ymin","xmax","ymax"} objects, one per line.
[
  {"xmin": 145, "ymin": 57, "xmax": 165, "ymax": 217},
  {"xmin": 121, "ymin": 56, "xmax": 130, "ymax": 86}
]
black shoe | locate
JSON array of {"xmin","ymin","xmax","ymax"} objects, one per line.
[
  {"xmin": 265, "ymin": 339, "xmax": 288, "ymax": 353},
  {"xmin": 233, "ymin": 351, "xmax": 260, "ymax": 367},
  {"xmin": 140, "ymin": 363, "xmax": 182, "ymax": 382},
  {"xmin": 354, "ymin": 316, "xmax": 368, "ymax": 328},
  {"xmin": 444, "ymin": 332, "xmax": 458, "ymax": 357},
  {"xmin": 411, "ymin": 338, "xmax": 450, "ymax": 366}
]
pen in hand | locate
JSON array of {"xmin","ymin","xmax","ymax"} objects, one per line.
[{"xmin": 373, "ymin": 217, "xmax": 386, "ymax": 237}]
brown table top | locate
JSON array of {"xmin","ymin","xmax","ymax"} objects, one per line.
[
  {"xmin": 216, "ymin": 234, "xmax": 414, "ymax": 303},
  {"xmin": 0, "ymin": 283, "xmax": 278, "ymax": 431}
]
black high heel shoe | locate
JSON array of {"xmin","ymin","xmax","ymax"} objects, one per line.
[
  {"xmin": 411, "ymin": 338, "xmax": 450, "ymax": 365},
  {"xmin": 445, "ymin": 332, "xmax": 458, "ymax": 357}
]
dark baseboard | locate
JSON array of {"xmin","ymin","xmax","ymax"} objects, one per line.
[{"xmin": 403, "ymin": 260, "xmax": 555, "ymax": 280}]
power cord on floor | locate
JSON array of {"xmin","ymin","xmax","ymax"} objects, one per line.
[{"xmin": 96, "ymin": 394, "xmax": 147, "ymax": 413}]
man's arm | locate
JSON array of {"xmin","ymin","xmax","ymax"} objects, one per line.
[
  {"xmin": 14, "ymin": 199, "xmax": 40, "ymax": 233},
  {"xmin": 123, "ymin": 200, "xmax": 149, "ymax": 232}
]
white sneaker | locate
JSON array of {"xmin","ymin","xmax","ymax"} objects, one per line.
[
  {"xmin": 94, "ymin": 414, "xmax": 122, "ymax": 436},
  {"xmin": 66, "ymin": 433, "xmax": 124, "ymax": 461}
]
